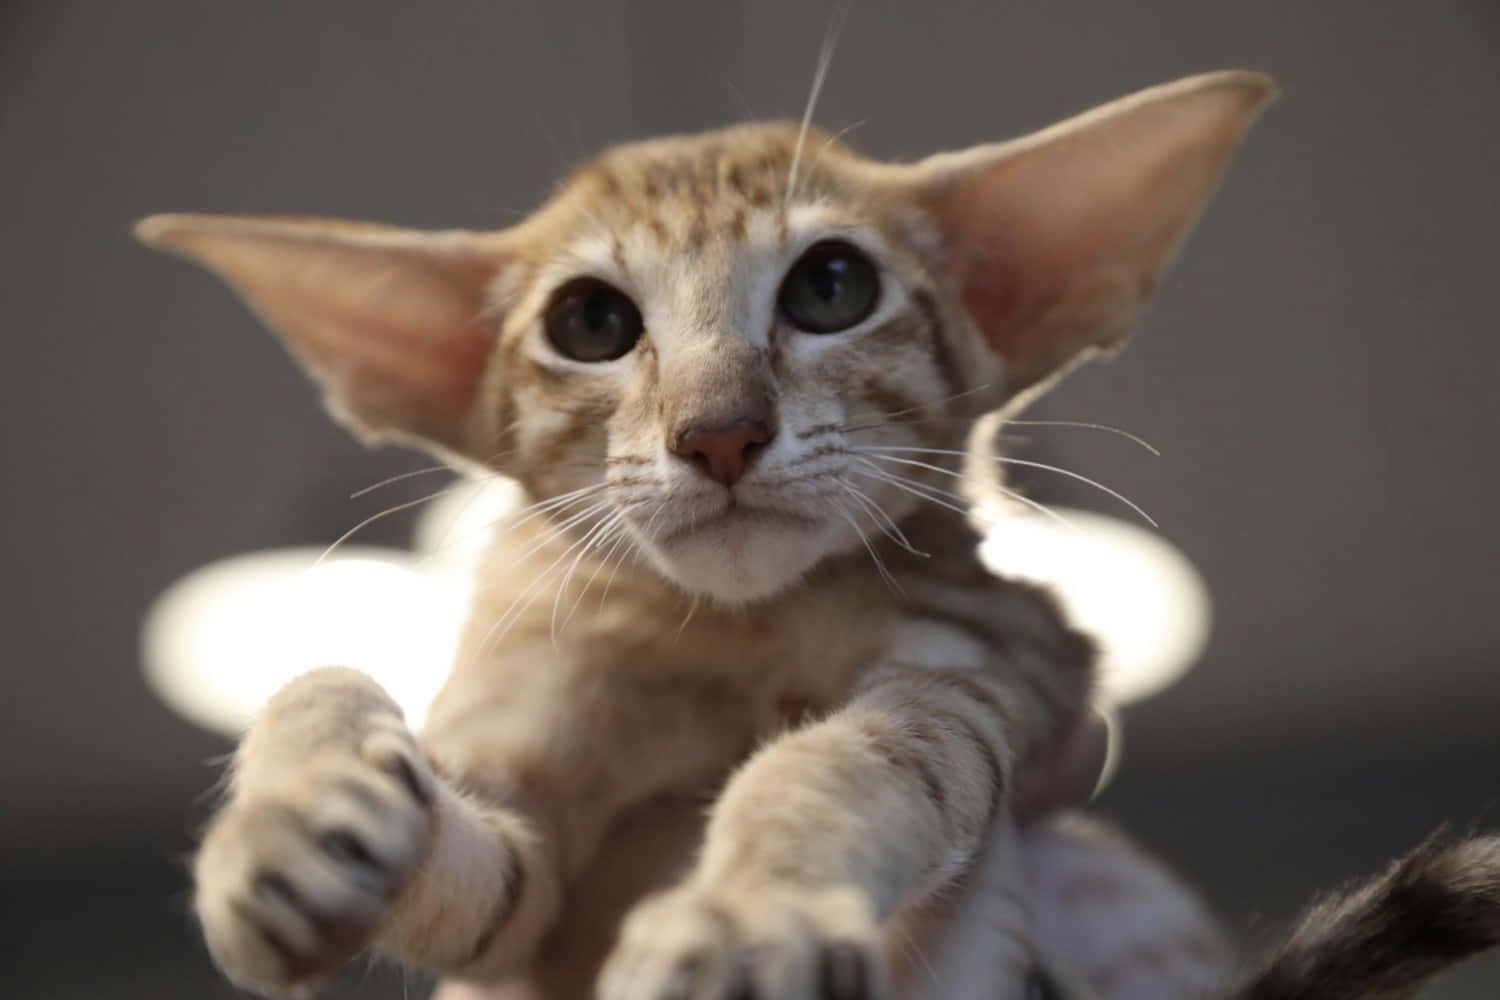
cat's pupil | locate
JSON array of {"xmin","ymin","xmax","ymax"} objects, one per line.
[
  {"xmin": 808, "ymin": 258, "xmax": 847, "ymax": 301},
  {"xmin": 580, "ymin": 290, "xmax": 618, "ymax": 331},
  {"xmin": 778, "ymin": 239, "xmax": 880, "ymax": 334},
  {"xmin": 545, "ymin": 278, "xmax": 643, "ymax": 362}
]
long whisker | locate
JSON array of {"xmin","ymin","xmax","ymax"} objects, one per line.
[
  {"xmin": 806, "ymin": 118, "xmax": 868, "ymax": 176},
  {"xmin": 888, "ymin": 913, "xmax": 941, "ymax": 990},
  {"xmin": 858, "ymin": 445, "xmax": 1157, "ymax": 527},
  {"xmin": 855, "ymin": 452, "xmax": 1073, "ymax": 529},
  {"xmin": 850, "ymin": 459, "xmax": 1071, "ymax": 533},
  {"xmin": 412, "ymin": 481, "xmax": 608, "ymax": 569},
  {"xmin": 990, "ymin": 458, "xmax": 1155, "ymax": 527},
  {"xmin": 501, "ymin": 482, "xmax": 611, "ymax": 535},
  {"xmin": 559, "ymin": 504, "xmax": 648, "ymax": 633},
  {"xmin": 348, "ymin": 464, "xmax": 454, "ymax": 499},
  {"xmin": 831, "ymin": 497, "xmax": 902, "ymax": 595},
  {"xmin": 674, "ymin": 594, "xmax": 701, "ymax": 643},
  {"xmin": 849, "ymin": 463, "xmax": 973, "ymax": 520},
  {"xmin": 1000, "ymin": 419, "xmax": 1160, "ymax": 455},
  {"xmin": 346, "ymin": 422, "xmax": 524, "ymax": 499},
  {"xmin": 564, "ymin": 516, "xmax": 639, "ymax": 628},
  {"xmin": 488, "ymin": 496, "xmax": 616, "ymax": 579},
  {"xmin": 347, "ymin": 421, "xmax": 537, "ymax": 500},
  {"xmin": 600, "ymin": 504, "xmax": 659, "ymax": 610},
  {"xmin": 785, "ymin": 0, "xmax": 850, "ymax": 211},
  {"xmin": 477, "ymin": 500, "xmax": 617, "ymax": 653},
  {"xmin": 833, "ymin": 384, "xmax": 995, "ymax": 436},
  {"xmin": 551, "ymin": 511, "xmax": 627, "ymax": 645},
  {"xmin": 315, "ymin": 484, "xmax": 463, "ymax": 567},
  {"xmin": 835, "ymin": 479, "xmax": 928, "ymax": 557}
]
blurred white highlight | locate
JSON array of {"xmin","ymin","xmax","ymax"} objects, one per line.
[{"xmin": 977, "ymin": 504, "xmax": 1212, "ymax": 704}]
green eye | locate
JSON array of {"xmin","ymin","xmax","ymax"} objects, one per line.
[
  {"xmin": 777, "ymin": 239, "xmax": 881, "ymax": 334},
  {"xmin": 544, "ymin": 277, "xmax": 644, "ymax": 362}
]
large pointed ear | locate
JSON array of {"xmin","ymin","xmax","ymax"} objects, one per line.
[
  {"xmin": 903, "ymin": 70, "xmax": 1277, "ymax": 400},
  {"xmin": 135, "ymin": 213, "xmax": 518, "ymax": 454}
]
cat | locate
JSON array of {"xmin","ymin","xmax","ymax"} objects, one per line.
[{"xmin": 137, "ymin": 70, "xmax": 1498, "ymax": 999}]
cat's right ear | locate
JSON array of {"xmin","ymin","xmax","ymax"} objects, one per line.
[
  {"xmin": 892, "ymin": 70, "xmax": 1277, "ymax": 405},
  {"xmin": 135, "ymin": 214, "xmax": 519, "ymax": 457}
]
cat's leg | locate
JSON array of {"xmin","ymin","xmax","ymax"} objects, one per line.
[
  {"xmin": 898, "ymin": 811, "xmax": 1038, "ymax": 1000},
  {"xmin": 192, "ymin": 667, "xmax": 560, "ymax": 996},
  {"xmin": 1024, "ymin": 813, "xmax": 1235, "ymax": 1000},
  {"xmin": 893, "ymin": 811, "xmax": 1238, "ymax": 1000},
  {"xmin": 597, "ymin": 665, "xmax": 1030, "ymax": 1000},
  {"xmin": 198, "ymin": 651, "xmax": 765, "ymax": 996}
]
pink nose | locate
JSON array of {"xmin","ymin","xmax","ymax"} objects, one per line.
[{"xmin": 671, "ymin": 419, "xmax": 773, "ymax": 486}]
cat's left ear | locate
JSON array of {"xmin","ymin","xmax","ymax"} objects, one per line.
[
  {"xmin": 899, "ymin": 70, "xmax": 1277, "ymax": 400},
  {"xmin": 135, "ymin": 213, "xmax": 519, "ymax": 456}
]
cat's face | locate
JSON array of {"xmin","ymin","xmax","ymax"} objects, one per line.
[
  {"xmin": 138, "ymin": 72, "xmax": 1275, "ymax": 604},
  {"xmin": 470, "ymin": 125, "xmax": 996, "ymax": 602}
]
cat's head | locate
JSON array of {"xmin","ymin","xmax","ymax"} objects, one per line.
[{"xmin": 137, "ymin": 71, "xmax": 1273, "ymax": 605}]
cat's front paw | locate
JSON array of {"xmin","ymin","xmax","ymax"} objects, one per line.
[
  {"xmin": 193, "ymin": 670, "xmax": 436, "ymax": 995},
  {"xmin": 598, "ymin": 882, "xmax": 884, "ymax": 1000}
]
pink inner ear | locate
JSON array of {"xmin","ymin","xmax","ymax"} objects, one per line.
[
  {"xmin": 137, "ymin": 214, "xmax": 510, "ymax": 451},
  {"xmin": 935, "ymin": 153, "xmax": 1168, "ymax": 394},
  {"xmin": 937, "ymin": 186, "xmax": 1101, "ymax": 390},
  {"xmin": 922, "ymin": 73, "xmax": 1276, "ymax": 393},
  {"xmin": 943, "ymin": 216, "xmax": 1035, "ymax": 368},
  {"xmin": 278, "ymin": 262, "xmax": 498, "ymax": 444}
]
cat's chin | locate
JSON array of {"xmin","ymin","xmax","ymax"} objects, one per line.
[{"xmin": 643, "ymin": 510, "xmax": 838, "ymax": 606}]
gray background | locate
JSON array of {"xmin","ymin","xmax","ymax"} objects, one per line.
[{"xmin": 2, "ymin": 0, "xmax": 1497, "ymax": 996}]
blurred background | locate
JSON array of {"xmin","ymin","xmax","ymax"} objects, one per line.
[{"xmin": 3, "ymin": 0, "xmax": 1497, "ymax": 995}]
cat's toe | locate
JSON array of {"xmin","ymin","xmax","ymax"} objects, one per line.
[
  {"xmin": 598, "ymin": 884, "xmax": 883, "ymax": 1000},
  {"xmin": 194, "ymin": 756, "xmax": 434, "ymax": 994}
]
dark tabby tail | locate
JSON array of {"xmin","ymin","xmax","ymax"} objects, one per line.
[{"xmin": 1232, "ymin": 833, "xmax": 1500, "ymax": 999}]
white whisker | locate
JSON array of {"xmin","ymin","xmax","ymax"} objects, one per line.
[
  {"xmin": 674, "ymin": 594, "xmax": 701, "ymax": 643},
  {"xmin": 858, "ymin": 444, "xmax": 1157, "ymax": 527},
  {"xmin": 414, "ymin": 481, "xmax": 609, "ymax": 569},
  {"xmin": 551, "ymin": 511, "xmax": 627, "ymax": 645},
  {"xmin": 1001, "ymin": 419, "xmax": 1160, "ymax": 455},
  {"xmin": 835, "ymin": 479, "xmax": 928, "ymax": 557},
  {"xmin": 994, "ymin": 457, "xmax": 1155, "ymax": 527},
  {"xmin": 564, "ymin": 516, "xmax": 638, "ymax": 628},
  {"xmin": 344, "ymin": 437, "xmax": 529, "ymax": 500},
  {"xmin": 315, "ymin": 484, "xmax": 461, "ymax": 567},
  {"xmin": 832, "ymin": 385, "xmax": 995, "ymax": 437},
  {"xmin": 831, "ymin": 497, "xmax": 902, "ymax": 595},
  {"xmin": 600, "ymin": 505, "xmax": 657, "ymax": 610},
  {"xmin": 478, "ymin": 500, "xmax": 618, "ymax": 654},
  {"xmin": 348, "ymin": 464, "xmax": 454, "ymax": 499},
  {"xmin": 806, "ymin": 118, "xmax": 868, "ymax": 176},
  {"xmin": 493, "ymin": 497, "xmax": 616, "ymax": 577},
  {"xmin": 784, "ymin": 0, "xmax": 851, "ymax": 211},
  {"xmin": 849, "ymin": 463, "xmax": 974, "ymax": 521},
  {"xmin": 856, "ymin": 452, "xmax": 1073, "ymax": 529}
]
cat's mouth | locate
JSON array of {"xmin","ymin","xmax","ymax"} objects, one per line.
[
  {"xmin": 640, "ymin": 494, "xmax": 838, "ymax": 603},
  {"xmin": 656, "ymin": 498, "xmax": 823, "ymax": 546}
]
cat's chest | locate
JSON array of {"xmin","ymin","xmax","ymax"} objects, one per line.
[
  {"xmin": 626, "ymin": 548, "xmax": 1058, "ymax": 713},
  {"xmin": 459, "ymin": 517, "xmax": 1070, "ymax": 715}
]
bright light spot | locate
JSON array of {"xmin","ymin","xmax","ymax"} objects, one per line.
[
  {"xmin": 143, "ymin": 481, "xmax": 1209, "ymax": 737},
  {"xmin": 978, "ymin": 504, "xmax": 1211, "ymax": 704},
  {"xmin": 141, "ymin": 546, "xmax": 471, "ymax": 735},
  {"xmin": 412, "ymin": 476, "xmax": 525, "ymax": 571}
]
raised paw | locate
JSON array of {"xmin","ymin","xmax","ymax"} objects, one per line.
[
  {"xmin": 193, "ymin": 669, "xmax": 437, "ymax": 995},
  {"xmin": 598, "ymin": 883, "xmax": 884, "ymax": 1000}
]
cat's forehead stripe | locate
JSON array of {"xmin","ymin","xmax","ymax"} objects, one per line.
[{"xmin": 555, "ymin": 123, "xmax": 851, "ymax": 248}]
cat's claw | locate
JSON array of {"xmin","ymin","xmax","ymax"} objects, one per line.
[
  {"xmin": 193, "ymin": 674, "xmax": 436, "ymax": 995},
  {"xmin": 598, "ymin": 883, "xmax": 884, "ymax": 1000}
]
